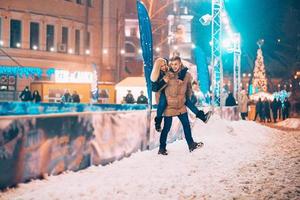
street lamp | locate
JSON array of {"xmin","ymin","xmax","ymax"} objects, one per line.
[{"xmin": 199, "ymin": 14, "xmax": 212, "ymax": 26}]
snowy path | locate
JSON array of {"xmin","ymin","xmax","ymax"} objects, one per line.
[{"xmin": 1, "ymin": 117, "xmax": 299, "ymax": 200}]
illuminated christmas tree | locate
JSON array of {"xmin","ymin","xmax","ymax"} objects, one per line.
[{"xmin": 252, "ymin": 39, "xmax": 268, "ymax": 93}]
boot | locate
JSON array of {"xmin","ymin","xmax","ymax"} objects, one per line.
[
  {"xmin": 189, "ymin": 142, "xmax": 204, "ymax": 152},
  {"xmin": 196, "ymin": 111, "xmax": 212, "ymax": 123},
  {"xmin": 196, "ymin": 110, "xmax": 205, "ymax": 121},
  {"xmin": 154, "ymin": 116, "xmax": 162, "ymax": 132},
  {"xmin": 203, "ymin": 111, "xmax": 212, "ymax": 123},
  {"xmin": 158, "ymin": 148, "xmax": 168, "ymax": 155}
]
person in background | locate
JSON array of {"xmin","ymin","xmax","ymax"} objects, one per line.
[
  {"xmin": 282, "ymin": 97, "xmax": 291, "ymax": 120},
  {"xmin": 125, "ymin": 90, "xmax": 135, "ymax": 104},
  {"xmin": 238, "ymin": 89, "xmax": 249, "ymax": 120},
  {"xmin": 32, "ymin": 90, "xmax": 41, "ymax": 103},
  {"xmin": 277, "ymin": 98, "xmax": 282, "ymax": 120},
  {"xmin": 271, "ymin": 98, "xmax": 278, "ymax": 123},
  {"xmin": 137, "ymin": 91, "xmax": 148, "ymax": 104},
  {"xmin": 19, "ymin": 86, "xmax": 32, "ymax": 102},
  {"xmin": 121, "ymin": 96, "xmax": 126, "ymax": 104},
  {"xmin": 61, "ymin": 89, "xmax": 72, "ymax": 103},
  {"xmin": 263, "ymin": 97, "xmax": 271, "ymax": 122},
  {"xmin": 72, "ymin": 90, "xmax": 80, "ymax": 103},
  {"xmin": 225, "ymin": 92, "xmax": 237, "ymax": 106},
  {"xmin": 254, "ymin": 98, "xmax": 263, "ymax": 122}
]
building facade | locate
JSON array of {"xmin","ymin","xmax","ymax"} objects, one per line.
[{"xmin": 0, "ymin": 0, "xmax": 126, "ymax": 102}]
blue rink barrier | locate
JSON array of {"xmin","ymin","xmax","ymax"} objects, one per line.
[
  {"xmin": 0, "ymin": 102, "xmax": 148, "ymax": 116},
  {"xmin": 0, "ymin": 103, "xmax": 239, "ymax": 189}
]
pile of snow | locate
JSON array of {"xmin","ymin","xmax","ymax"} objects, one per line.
[
  {"xmin": 0, "ymin": 116, "xmax": 280, "ymax": 200},
  {"xmin": 275, "ymin": 118, "xmax": 300, "ymax": 129}
]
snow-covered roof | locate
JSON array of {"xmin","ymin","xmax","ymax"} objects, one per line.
[{"xmin": 115, "ymin": 77, "xmax": 146, "ymax": 87}]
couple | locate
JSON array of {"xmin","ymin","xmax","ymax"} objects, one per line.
[{"xmin": 151, "ymin": 56, "xmax": 212, "ymax": 155}]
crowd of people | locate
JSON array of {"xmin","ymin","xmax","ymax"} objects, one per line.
[
  {"xmin": 218, "ymin": 89, "xmax": 292, "ymax": 122},
  {"xmin": 19, "ymin": 86, "xmax": 81, "ymax": 103},
  {"xmin": 253, "ymin": 97, "xmax": 291, "ymax": 122}
]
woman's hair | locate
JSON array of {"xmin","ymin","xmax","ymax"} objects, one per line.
[{"xmin": 151, "ymin": 57, "xmax": 166, "ymax": 82}]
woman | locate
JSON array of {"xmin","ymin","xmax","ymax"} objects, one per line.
[
  {"xmin": 238, "ymin": 90, "xmax": 249, "ymax": 120},
  {"xmin": 32, "ymin": 90, "xmax": 41, "ymax": 103}
]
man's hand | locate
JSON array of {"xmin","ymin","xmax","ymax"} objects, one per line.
[{"xmin": 163, "ymin": 75, "xmax": 170, "ymax": 83}]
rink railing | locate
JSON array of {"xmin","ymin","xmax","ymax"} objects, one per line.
[{"xmin": 0, "ymin": 102, "xmax": 239, "ymax": 189}]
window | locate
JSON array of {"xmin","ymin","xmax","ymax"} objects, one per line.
[
  {"xmin": 0, "ymin": 18, "xmax": 2, "ymax": 42},
  {"xmin": 30, "ymin": 22, "xmax": 39, "ymax": 49},
  {"xmin": 130, "ymin": 28, "xmax": 137, "ymax": 37},
  {"xmin": 76, "ymin": 0, "xmax": 83, "ymax": 4},
  {"xmin": 87, "ymin": 0, "xmax": 93, "ymax": 7},
  {"xmin": 10, "ymin": 19, "xmax": 22, "ymax": 48},
  {"xmin": 62, "ymin": 26, "xmax": 68, "ymax": 47},
  {"xmin": 86, "ymin": 32, "xmax": 90, "ymax": 50},
  {"xmin": 125, "ymin": 42, "xmax": 135, "ymax": 53},
  {"xmin": 75, "ymin": 29, "xmax": 80, "ymax": 55},
  {"xmin": 46, "ymin": 25, "xmax": 54, "ymax": 51}
]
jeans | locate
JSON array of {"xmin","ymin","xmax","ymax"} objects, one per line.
[
  {"xmin": 156, "ymin": 91, "xmax": 167, "ymax": 118},
  {"xmin": 159, "ymin": 112, "xmax": 194, "ymax": 150}
]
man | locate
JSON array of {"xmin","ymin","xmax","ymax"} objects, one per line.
[
  {"xmin": 158, "ymin": 56, "xmax": 203, "ymax": 155},
  {"xmin": 125, "ymin": 90, "xmax": 135, "ymax": 104},
  {"xmin": 282, "ymin": 97, "xmax": 291, "ymax": 120},
  {"xmin": 72, "ymin": 90, "xmax": 80, "ymax": 103},
  {"xmin": 19, "ymin": 86, "xmax": 32, "ymax": 102},
  {"xmin": 253, "ymin": 98, "xmax": 263, "ymax": 121},
  {"xmin": 61, "ymin": 89, "xmax": 72, "ymax": 103},
  {"xmin": 136, "ymin": 91, "xmax": 148, "ymax": 104}
]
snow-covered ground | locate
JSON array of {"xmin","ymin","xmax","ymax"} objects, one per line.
[
  {"xmin": 275, "ymin": 118, "xmax": 300, "ymax": 129},
  {"xmin": 1, "ymin": 116, "xmax": 299, "ymax": 200}
]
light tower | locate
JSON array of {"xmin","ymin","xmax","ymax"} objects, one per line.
[{"xmin": 211, "ymin": 0, "xmax": 224, "ymax": 106}]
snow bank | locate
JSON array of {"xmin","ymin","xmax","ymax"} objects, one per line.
[{"xmin": 275, "ymin": 118, "xmax": 300, "ymax": 129}]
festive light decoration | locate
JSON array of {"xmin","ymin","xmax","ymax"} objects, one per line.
[
  {"xmin": 273, "ymin": 90, "xmax": 291, "ymax": 102},
  {"xmin": 0, "ymin": 66, "xmax": 42, "ymax": 78},
  {"xmin": 252, "ymin": 46, "xmax": 268, "ymax": 93},
  {"xmin": 46, "ymin": 68, "xmax": 55, "ymax": 78}
]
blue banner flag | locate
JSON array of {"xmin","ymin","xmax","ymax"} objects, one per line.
[
  {"xmin": 136, "ymin": 1, "xmax": 153, "ymax": 106},
  {"xmin": 194, "ymin": 47, "xmax": 210, "ymax": 95}
]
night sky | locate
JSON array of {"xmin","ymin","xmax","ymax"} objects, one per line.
[{"xmin": 189, "ymin": 0, "xmax": 300, "ymax": 78}]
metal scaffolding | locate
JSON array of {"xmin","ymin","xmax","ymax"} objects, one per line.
[
  {"xmin": 233, "ymin": 33, "xmax": 241, "ymax": 101},
  {"xmin": 211, "ymin": 0, "xmax": 224, "ymax": 106}
]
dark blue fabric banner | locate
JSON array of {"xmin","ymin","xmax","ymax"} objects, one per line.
[
  {"xmin": 195, "ymin": 47, "xmax": 210, "ymax": 95},
  {"xmin": 136, "ymin": 1, "xmax": 153, "ymax": 106}
]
